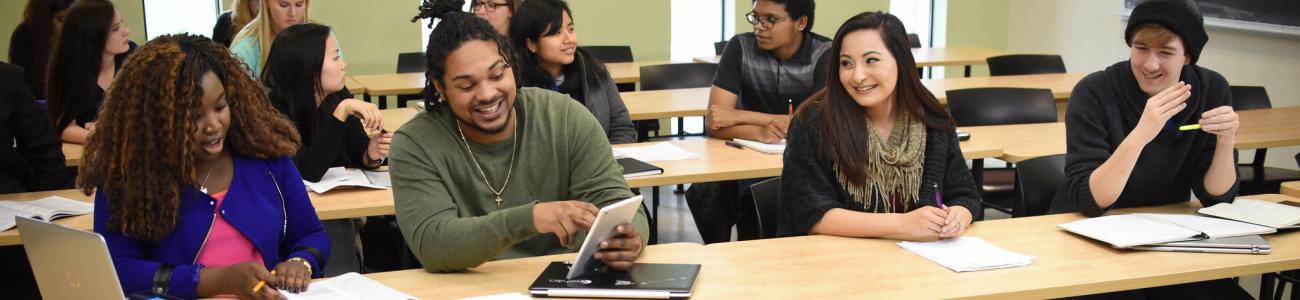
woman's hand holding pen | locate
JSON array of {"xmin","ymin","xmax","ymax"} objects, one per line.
[
  {"xmin": 334, "ymin": 98, "xmax": 383, "ymax": 132},
  {"xmin": 940, "ymin": 206, "xmax": 972, "ymax": 238}
]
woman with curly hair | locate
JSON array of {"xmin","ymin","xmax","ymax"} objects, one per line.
[{"xmin": 80, "ymin": 33, "xmax": 330, "ymax": 299}]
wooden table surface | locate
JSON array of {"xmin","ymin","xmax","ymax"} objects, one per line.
[
  {"xmin": 1235, "ymin": 106, "xmax": 1300, "ymax": 150},
  {"xmin": 695, "ymin": 46, "xmax": 1009, "ymax": 68},
  {"xmin": 925, "ymin": 72, "xmax": 1087, "ymax": 104},
  {"xmin": 621, "ymin": 87, "xmax": 710, "ymax": 121},
  {"xmin": 1283, "ymin": 181, "xmax": 1300, "ymax": 198},
  {"xmin": 344, "ymin": 76, "xmax": 366, "ymax": 95},
  {"xmin": 363, "ymin": 194, "xmax": 1300, "ymax": 299}
]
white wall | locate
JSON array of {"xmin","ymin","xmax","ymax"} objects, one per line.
[{"xmin": 1007, "ymin": 0, "xmax": 1300, "ymax": 170}]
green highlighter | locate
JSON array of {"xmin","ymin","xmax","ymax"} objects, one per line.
[{"xmin": 1178, "ymin": 124, "xmax": 1201, "ymax": 131}]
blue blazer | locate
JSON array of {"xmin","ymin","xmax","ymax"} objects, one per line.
[{"xmin": 93, "ymin": 155, "xmax": 330, "ymax": 298}]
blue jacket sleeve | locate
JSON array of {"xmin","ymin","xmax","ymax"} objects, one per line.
[
  {"xmin": 268, "ymin": 156, "xmax": 331, "ymax": 277},
  {"xmin": 94, "ymin": 189, "xmax": 204, "ymax": 298}
]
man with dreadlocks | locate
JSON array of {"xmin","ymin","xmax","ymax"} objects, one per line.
[
  {"xmin": 81, "ymin": 34, "xmax": 329, "ymax": 299},
  {"xmin": 389, "ymin": 0, "xmax": 647, "ymax": 273}
]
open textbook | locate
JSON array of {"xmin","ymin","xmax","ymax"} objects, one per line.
[
  {"xmin": 1198, "ymin": 198, "xmax": 1300, "ymax": 229},
  {"xmin": 303, "ymin": 167, "xmax": 391, "ymax": 194},
  {"xmin": 0, "ymin": 196, "xmax": 94, "ymax": 232},
  {"xmin": 282, "ymin": 272, "xmax": 415, "ymax": 300},
  {"xmin": 1057, "ymin": 213, "xmax": 1275, "ymax": 248}
]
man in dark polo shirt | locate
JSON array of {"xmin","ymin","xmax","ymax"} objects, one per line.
[{"xmin": 689, "ymin": 0, "xmax": 831, "ymax": 244}]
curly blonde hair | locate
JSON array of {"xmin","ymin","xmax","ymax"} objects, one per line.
[{"xmin": 78, "ymin": 34, "xmax": 301, "ymax": 240}]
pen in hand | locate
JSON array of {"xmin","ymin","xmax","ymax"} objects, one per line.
[{"xmin": 252, "ymin": 270, "xmax": 276, "ymax": 294}]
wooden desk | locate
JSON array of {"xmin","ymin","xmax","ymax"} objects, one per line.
[
  {"xmin": 362, "ymin": 194, "xmax": 1300, "ymax": 299},
  {"xmin": 1284, "ymin": 181, "xmax": 1300, "ymax": 198},
  {"xmin": 345, "ymin": 76, "xmax": 366, "ymax": 95},
  {"xmin": 1235, "ymin": 106, "xmax": 1300, "ymax": 150},
  {"xmin": 621, "ymin": 87, "xmax": 710, "ymax": 121},
  {"xmin": 0, "ymin": 186, "xmax": 401, "ymax": 246},
  {"xmin": 961, "ymin": 122, "xmax": 1066, "ymax": 163},
  {"xmin": 63, "ymin": 143, "xmax": 83, "ymax": 167},
  {"xmin": 351, "ymin": 73, "xmax": 424, "ymax": 97},
  {"xmin": 924, "ymin": 72, "xmax": 1087, "ymax": 104},
  {"xmin": 694, "ymin": 47, "xmax": 1009, "ymax": 71},
  {"xmin": 700, "ymin": 194, "xmax": 1300, "ymax": 299}
]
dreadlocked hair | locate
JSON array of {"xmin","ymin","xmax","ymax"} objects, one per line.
[
  {"xmin": 410, "ymin": 0, "xmax": 516, "ymax": 112},
  {"xmin": 77, "ymin": 33, "xmax": 301, "ymax": 241}
]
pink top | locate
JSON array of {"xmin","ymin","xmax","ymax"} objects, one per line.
[{"xmin": 195, "ymin": 190, "xmax": 264, "ymax": 268}]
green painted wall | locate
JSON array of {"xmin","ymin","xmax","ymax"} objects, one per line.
[
  {"xmin": 734, "ymin": 0, "xmax": 889, "ymax": 38},
  {"xmin": 1, "ymin": 0, "xmax": 147, "ymax": 63},
  {"xmin": 943, "ymin": 0, "xmax": 1009, "ymax": 78},
  {"xmin": 313, "ymin": 1, "xmax": 424, "ymax": 76},
  {"xmin": 570, "ymin": 0, "xmax": 671, "ymax": 62}
]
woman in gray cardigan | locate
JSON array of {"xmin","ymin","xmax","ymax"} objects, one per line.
[{"xmin": 508, "ymin": 0, "xmax": 635, "ymax": 144}]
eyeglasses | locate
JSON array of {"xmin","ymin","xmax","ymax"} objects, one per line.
[
  {"xmin": 473, "ymin": 1, "xmax": 510, "ymax": 13},
  {"xmin": 745, "ymin": 11, "xmax": 788, "ymax": 30}
]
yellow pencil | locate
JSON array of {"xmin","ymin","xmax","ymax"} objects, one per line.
[
  {"xmin": 252, "ymin": 270, "xmax": 277, "ymax": 293},
  {"xmin": 1179, "ymin": 124, "xmax": 1201, "ymax": 131}
]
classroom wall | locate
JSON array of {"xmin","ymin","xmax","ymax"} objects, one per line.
[
  {"xmin": 1004, "ymin": 0, "xmax": 1300, "ymax": 169},
  {"xmin": 944, "ymin": 0, "xmax": 1009, "ymax": 78},
  {"xmin": 0, "ymin": 0, "xmax": 147, "ymax": 63},
  {"xmin": 734, "ymin": 0, "xmax": 890, "ymax": 38},
  {"xmin": 312, "ymin": 1, "xmax": 424, "ymax": 76}
]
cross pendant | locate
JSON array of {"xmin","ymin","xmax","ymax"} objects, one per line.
[{"xmin": 495, "ymin": 196, "xmax": 502, "ymax": 207}]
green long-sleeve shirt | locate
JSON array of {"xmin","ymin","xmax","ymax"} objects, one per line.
[{"xmin": 390, "ymin": 87, "xmax": 647, "ymax": 272}]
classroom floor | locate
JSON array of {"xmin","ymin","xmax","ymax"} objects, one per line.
[{"xmin": 643, "ymin": 184, "xmax": 1293, "ymax": 299}]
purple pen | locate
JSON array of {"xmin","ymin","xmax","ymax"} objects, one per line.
[{"xmin": 934, "ymin": 182, "xmax": 945, "ymax": 209}]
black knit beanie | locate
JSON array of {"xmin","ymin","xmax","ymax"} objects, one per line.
[{"xmin": 1125, "ymin": 0, "xmax": 1208, "ymax": 64}]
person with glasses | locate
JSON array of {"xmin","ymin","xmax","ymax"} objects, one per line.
[
  {"xmin": 471, "ymin": 0, "xmax": 518, "ymax": 35},
  {"xmin": 688, "ymin": 0, "xmax": 831, "ymax": 244}
]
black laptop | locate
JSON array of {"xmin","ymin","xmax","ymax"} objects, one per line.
[{"xmin": 529, "ymin": 262, "xmax": 700, "ymax": 299}]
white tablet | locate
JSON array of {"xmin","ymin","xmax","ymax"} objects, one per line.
[{"xmin": 566, "ymin": 195, "xmax": 644, "ymax": 279}]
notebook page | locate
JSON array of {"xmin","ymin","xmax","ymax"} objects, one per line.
[
  {"xmin": 282, "ymin": 272, "xmax": 415, "ymax": 300},
  {"xmin": 1200, "ymin": 199, "xmax": 1300, "ymax": 228},
  {"xmin": 1057, "ymin": 214, "xmax": 1203, "ymax": 248},
  {"xmin": 897, "ymin": 237, "xmax": 1036, "ymax": 272},
  {"xmin": 613, "ymin": 142, "xmax": 699, "ymax": 162},
  {"xmin": 1140, "ymin": 214, "xmax": 1275, "ymax": 239},
  {"xmin": 732, "ymin": 138, "xmax": 786, "ymax": 154}
]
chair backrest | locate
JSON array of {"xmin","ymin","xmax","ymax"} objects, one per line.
[
  {"xmin": 1014, "ymin": 154, "xmax": 1065, "ymax": 217},
  {"xmin": 907, "ymin": 33, "xmax": 921, "ymax": 48},
  {"xmin": 1230, "ymin": 85, "xmax": 1272, "ymax": 111},
  {"xmin": 749, "ymin": 177, "xmax": 781, "ymax": 239},
  {"xmin": 639, "ymin": 63, "xmax": 718, "ymax": 91},
  {"xmin": 578, "ymin": 45, "xmax": 634, "ymax": 63},
  {"xmin": 946, "ymin": 87, "xmax": 1057, "ymax": 126},
  {"xmin": 986, "ymin": 54, "xmax": 1066, "ymax": 76},
  {"xmin": 714, "ymin": 41, "xmax": 727, "ymax": 55},
  {"xmin": 396, "ymin": 52, "xmax": 425, "ymax": 73}
]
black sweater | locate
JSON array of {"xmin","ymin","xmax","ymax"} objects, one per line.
[
  {"xmin": 776, "ymin": 103, "xmax": 982, "ymax": 237},
  {"xmin": 1050, "ymin": 61, "xmax": 1238, "ymax": 217},
  {"xmin": 8, "ymin": 23, "xmax": 44, "ymax": 100},
  {"xmin": 212, "ymin": 11, "xmax": 234, "ymax": 47},
  {"xmin": 272, "ymin": 89, "xmax": 372, "ymax": 182},
  {"xmin": 0, "ymin": 62, "xmax": 65, "ymax": 193}
]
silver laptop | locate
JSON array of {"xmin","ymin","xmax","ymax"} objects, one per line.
[
  {"xmin": 16, "ymin": 216, "xmax": 126, "ymax": 300},
  {"xmin": 1130, "ymin": 235, "xmax": 1272, "ymax": 254}
]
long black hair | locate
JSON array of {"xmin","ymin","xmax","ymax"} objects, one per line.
[
  {"xmin": 20, "ymin": 0, "xmax": 75, "ymax": 98},
  {"xmin": 508, "ymin": 0, "xmax": 571, "ymax": 87},
  {"xmin": 410, "ymin": 0, "xmax": 515, "ymax": 112},
  {"xmin": 262, "ymin": 23, "xmax": 332, "ymax": 145},
  {"xmin": 46, "ymin": 0, "xmax": 117, "ymax": 132},
  {"xmin": 811, "ymin": 11, "xmax": 952, "ymax": 187}
]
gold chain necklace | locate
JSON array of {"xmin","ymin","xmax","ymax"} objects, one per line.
[{"xmin": 456, "ymin": 111, "xmax": 518, "ymax": 207}]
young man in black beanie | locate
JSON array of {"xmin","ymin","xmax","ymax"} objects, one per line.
[{"xmin": 1052, "ymin": 0, "xmax": 1248, "ymax": 298}]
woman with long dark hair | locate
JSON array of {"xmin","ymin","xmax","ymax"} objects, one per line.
[
  {"xmin": 777, "ymin": 12, "xmax": 980, "ymax": 240},
  {"xmin": 508, "ymin": 0, "xmax": 635, "ymax": 144},
  {"xmin": 81, "ymin": 33, "xmax": 329, "ymax": 299},
  {"xmin": 9, "ymin": 0, "xmax": 74, "ymax": 100},
  {"xmin": 44, "ymin": 0, "xmax": 136, "ymax": 144},
  {"xmin": 263, "ymin": 23, "xmax": 389, "ymax": 182}
]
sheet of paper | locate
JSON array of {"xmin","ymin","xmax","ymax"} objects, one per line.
[
  {"xmin": 457, "ymin": 293, "xmax": 532, "ymax": 300},
  {"xmin": 613, "ymin": 142, "xmax": 699, "ymax": 162},
  {"xmin": 898, "ymin": 237, "xmax": 1036, "ymax": 272},
  {"xmin": 732, "ymin": 138, "xmax": 786, "ymax": 154},
  {"xmin": 282, "ymin": 272, "xmax": 416, "ymax": 300},
  {"xmin": 303, "ymin": 167, "xmax": 389, "ymax": 193},
  {"xmin": 1199, "ymin": 199, "xmax": 1300, "ymax": 228},
  {"xmin": 1057, "ymin": 214, "xmax": 1203, "ymax": 248},
  {"xmin": 1140, "ymin": 213, "xmax": 1275, "ymax": 239}
]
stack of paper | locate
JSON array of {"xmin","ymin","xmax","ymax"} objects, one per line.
[
  {"xmin": 303, "ymin": 167, "xmax": 391, "ymax": 194},
  {"xmin": 897, "ymin": 237, "xmax": 1036, "ymax": 272},
  {"xmin": 612, "ymin": 142, "xmax": 699, "ymax": 162},
  {"xmin": 731, "ymin": 138, "xmax": 786, "ymax": 154},
  {"xmin": 282, "ymin": 272, "xmax": 416, "ymax": 300}
]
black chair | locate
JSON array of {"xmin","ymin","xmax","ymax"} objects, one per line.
[
  {"xmin": 1231, "ymin": 86, "xmax": 1300, "ymax": 195},
  {"xmin": 637, "ymin": 63, "xmax": 718, "ymax": 141},
  {"xmin": 907, "ymin": 33, "xmax": 921, "ymax": 48},
  {"xmin": 947, "ymin": 87, "xmax": 1058, "ymax": 216},
  {"xmin": 986, "ymin": 54, "xmax": 1066, "ymax": 76},
  {"xmin": 714, "ymin": 41, "xmax": 727, "ymax": 55},
  {"xmin": 578, "ymin": 45, "xmax": 635, "ymax": 93},
  {"xmin": 396, "ymin": 52, "xmax": 425, "ymax": 73},
  {"xmin": 743, "ymin": 177, "xmax": 781, "ymax": 240},
  {"xmin": 1014, "ymin": 154, "xmax": 1065, "ymax": 217}
]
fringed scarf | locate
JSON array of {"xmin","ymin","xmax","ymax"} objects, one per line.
[{"xmin": 834, "ymin": 112, "xmax": 927, "ymax": 213}]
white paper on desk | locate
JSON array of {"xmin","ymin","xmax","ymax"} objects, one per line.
[
  {"xmin": 732, "ymin": 138, "xmax": 786, "ymax": 154},
  {"xmin": 612, "ymin": 142, "xmax": 698, "ymax": 162},
  {"xmin": 303, "ymin": 167, "xmax": 390, "ymax": 193},
  {"xmin": 457, "ymin": 292, "xmax": 532, "ymax": 300},
  {"xmin": 898, "ymin": 237, "xmax": 1036, "ymax": 272},
  {"xmin": 1140, "ymin": 213, "xmax": 1275, "ymax": 239},
  {"xmin": 281, "ymin": 272, "xmax": 416, "ymax": 300},
  {"xmin": 1057, "ymin": 214, "xmax": 1204, "ymax": 248}
]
